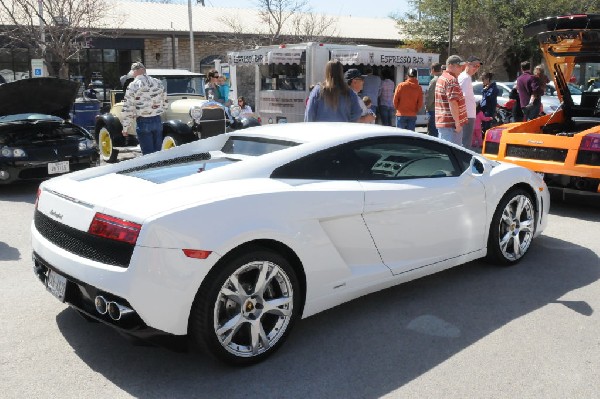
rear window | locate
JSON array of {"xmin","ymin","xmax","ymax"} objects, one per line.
[
  {"xmin": 124, "ymin": 159, "xmax": 237, "ymax": 183},
  {"xmin": 221, "ymin": 136, "xmax": 299, "ymax": 156}
]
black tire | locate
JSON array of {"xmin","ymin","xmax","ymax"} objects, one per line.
[
  {"xmin": 189, "ymin": 248, "xmax": 301, "ymax": 365},
  {"xmin": 485, "ymin": 188, "xmax": 536, "ymax": 265},
  {"xmin": 97, "ymin": 126, "xmax": 119, "ymax": 163}
]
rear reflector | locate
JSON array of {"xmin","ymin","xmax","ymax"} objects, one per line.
[
  {"xmin": 182, "ymin": 249, "xmax": 212, "ymax": 259},
  {"xmin": 580, "ymin": 133, "xmax": 600, "ymax": 152},
  {"xmin": 88, "ymin": 213, "xmax": 141, "ymax": 245}
]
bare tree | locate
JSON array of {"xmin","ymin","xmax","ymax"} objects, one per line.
[
  {"xmin": 0, "ymin": 0, "xmax": 118, "ymax": 78},
  {"xmin": 256, "ymin": 0, "xmax": 308, "ymax": 42},
  {"xmin": 219, "ymin": 0, "xmax": 338, "ymax": 48}
]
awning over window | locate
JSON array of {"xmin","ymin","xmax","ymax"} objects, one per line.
[
  {"xmin": 266, "ymin": 49, "xmax": 304, "ymax": 64},
  {"xmin": 330, "ymin": 49, "xmax": 439, "ymax": 68}
]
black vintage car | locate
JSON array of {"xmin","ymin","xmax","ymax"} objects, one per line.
[{"xmin": 0, "ymin": 78, "xmax": 99, "ymax": 184}]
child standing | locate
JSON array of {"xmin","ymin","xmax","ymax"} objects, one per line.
[
  {"xmin": 362, "ymin": 96, "xmax": 376, "ymax": 124},
  {"xmin": 474, "ymin": 102, "xmax": 492, "ymax": 148},
  {"xmin": 217, "ymin": 76, "xmax": 231, "ymax": 106}
]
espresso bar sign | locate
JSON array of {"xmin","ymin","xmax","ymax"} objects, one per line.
[{"xmin": 331, "ymin": 50, "xmax": 437, "ymax": 68}]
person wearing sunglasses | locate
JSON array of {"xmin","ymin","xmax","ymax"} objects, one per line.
[{"xmin": 205, "ymin": 69, "xmax": 223, "ymax": 103}]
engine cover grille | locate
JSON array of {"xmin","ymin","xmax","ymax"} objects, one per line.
[
  {"xmin": 34, "ymin": 210, "xmax": 133, "ymax": 267},
  {"xmin": 505, "ymin": 144, "xmax": 567, "ymax": 162}
]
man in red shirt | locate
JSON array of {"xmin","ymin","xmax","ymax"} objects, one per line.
[
  {"xmin": 393, "ymin": 68, "xmax": 423, "ymax": 131},
  {"xmin": 435, "ymin": 55, "xmax": 468, "ymax": 145}
]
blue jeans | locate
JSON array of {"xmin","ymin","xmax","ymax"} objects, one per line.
[
  {"xmin": 461, "ymin": 118, "xmax": 475, "ymax": 149},
  {"xmin": 396, "ymin": 116, "xmax": 417, "ymax": 131},
  {"xmin": 136, "ymin": 115, "xmax": 163, "ymax": 155},
  {"xmin": 379, "ymin": 106, "xmax": 395, "ymax": 126},
  {"xmin": 437, "ymin": 127, "xmax": 463, "ymax": 145},
  {"xmin": 427, "ymin": 110, "xmax": 438, "ymax": 136}
]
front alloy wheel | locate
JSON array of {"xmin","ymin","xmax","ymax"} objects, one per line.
[
  {"xmin": 190, "ymin": 249, "xmax": 300, "ymax": 365},
  {"xmin": 486, "ymin": 189, "xmax": 535, "ymax": 265}
]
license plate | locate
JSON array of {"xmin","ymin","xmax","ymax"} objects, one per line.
[
  {"xmin": 48, "ymin": 161, "xmax": 70, "ymax": 175},
  {"xmin": 46, "ymin": 269, "xmax": 67, "ymax": 302}
]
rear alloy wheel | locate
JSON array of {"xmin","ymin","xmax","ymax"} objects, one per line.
[
  {"xmin": 161, "ymin": 133, "xmax": 182, "ymax": 150},
  {"xmin": 190, "ymin": 249, "xmax": 300, "ymax": 365},
  {"xmin": 98, "ymin": 127, "xmax": 119, "ymax": 163},
  {"xmin": 486, "ymin": 189, "xmax": 535, "ymax": 265}
]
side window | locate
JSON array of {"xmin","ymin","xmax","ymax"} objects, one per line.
[
  {"xmin": 450, "ymin": 147, "xmax": 474, "ymax": 173},
  {"xmin": 271, "ymin": 142, "xmax": 374, "ymax": 180},
  {"xmin": 272, "ymin": 137, "xmax": 461, "ymax": 180}
]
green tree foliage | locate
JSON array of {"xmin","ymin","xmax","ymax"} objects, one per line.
[{"xmin": 394, "ymin": 0, "xmax": 600, "ymax": 78}]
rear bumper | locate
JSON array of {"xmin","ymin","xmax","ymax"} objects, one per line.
[{"xmin": 32, "ymin": 251, "xmax": 188, "ymax": 351}]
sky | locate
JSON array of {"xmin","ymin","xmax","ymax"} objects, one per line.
[{"xmin": 202, "ymin": 0, "xmax": 411, "ymax": 19}]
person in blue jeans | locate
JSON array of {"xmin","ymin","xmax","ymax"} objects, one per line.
[{"xmin": 121, "ymin": 62, "xmax": 168, "ymax": 154}]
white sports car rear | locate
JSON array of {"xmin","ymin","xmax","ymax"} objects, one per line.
[{"xmin": 32, "ymin": 122, "xmax": 550, "ymax": 365}]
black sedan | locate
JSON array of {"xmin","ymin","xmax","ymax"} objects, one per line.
[{"xmin": 0, "ymin": 78, "xmax": 98, "ymax": 184}]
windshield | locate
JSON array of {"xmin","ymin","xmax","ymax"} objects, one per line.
[
  {"xmin": 221, "ymin": 136, "xmax": 299, "ymax": 156},
  {"xmin": 155, "ymin": 76, "xmax": 206, "ymax": 96}
]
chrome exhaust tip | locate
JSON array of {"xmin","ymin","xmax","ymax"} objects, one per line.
[
  {"xmin": 95, "ymin": 296, "xmax": 108, "ymax": 315},
  {"xmin": 107, "ymin": 301, "xmax": 134, "ymax": 321}
]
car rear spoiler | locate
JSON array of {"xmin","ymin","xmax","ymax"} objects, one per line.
[{"xmin": 524, "ymin": 14, "xmax": 600, "ymax": 37}]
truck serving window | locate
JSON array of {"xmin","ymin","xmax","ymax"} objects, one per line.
[{"xmin": 259, "ymin": 64, "xmax": 306, "ymax": 91}]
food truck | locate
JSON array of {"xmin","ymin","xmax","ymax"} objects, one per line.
[{"xmin": 221, "ymin": 42, "xmax": 439, "ymax": 124}]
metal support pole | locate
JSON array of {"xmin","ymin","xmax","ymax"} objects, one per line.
[
  {"xmin": 448, "ymin": 0, "xmax": 454, "ymax": 55},
  {"xmin": 188, "ymin": 0, "xmax": 194, "ymax": 72}
]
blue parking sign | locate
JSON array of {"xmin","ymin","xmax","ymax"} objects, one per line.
[{"xmin": 34, "ymin": 68, "xmax": 42, "ymax": 76}]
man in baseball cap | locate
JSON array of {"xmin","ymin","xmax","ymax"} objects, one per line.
[
  {"xmin": 435, "ymin": 55, "xmax": 468, "ymax": 145},
  {"xmin": 345, "ymin": 69, "xmax": 375, "ymax": 123}
]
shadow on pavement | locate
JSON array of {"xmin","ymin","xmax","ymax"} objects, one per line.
[
  {"xmin": 55, "ymin": 234, "xmax": 599, "ymax": 399},
  {"xmin": 0, "ymin": 181, "xmax": 39, "ymax": 204}
]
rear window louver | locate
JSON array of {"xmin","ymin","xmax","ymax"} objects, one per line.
[{"xmin": 117, "ymin": 152, "xmax": 211, "ymax": 174}]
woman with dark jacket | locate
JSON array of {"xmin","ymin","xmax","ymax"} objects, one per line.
[{"xmin": 480, "ymin": 72, "xmax": 498, "ymax": 132}]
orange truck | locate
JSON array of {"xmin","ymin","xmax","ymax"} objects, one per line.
[{"xmin": 482, "ymin": 14, "xmax": 600, "ymax": 201}]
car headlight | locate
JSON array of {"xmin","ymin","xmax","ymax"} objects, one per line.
[
  {"xmin": 190, "ymin": 106, "xmax": 203, "ymax": 122},
  {"xmin": 78, "ymin": 139, "xmax": 96, "ymax": 151},
  {"xmin": 1, "ymin": 147, "xmax": 27, "ymax": 158}
]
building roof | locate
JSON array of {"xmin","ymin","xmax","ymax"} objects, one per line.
[{"xmin": 103, "ymin": 1, "xmax": 403, "ymax": 43}]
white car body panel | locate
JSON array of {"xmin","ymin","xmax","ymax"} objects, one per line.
[{"xmin": 32, "ymin": 122, "xmax": 550, "ymax": 336}]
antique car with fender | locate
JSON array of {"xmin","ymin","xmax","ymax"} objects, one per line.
[{"xmin": 95, "ymin": 69, "xmax": 257, "ymax": 162}]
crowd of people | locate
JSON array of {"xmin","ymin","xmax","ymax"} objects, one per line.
[{"xmin": 303, "ymin": 54, "xmax": 558, "ymax": 151}]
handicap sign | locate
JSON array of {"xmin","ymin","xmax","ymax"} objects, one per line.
[{"xmin": 31, "ymin": 59, "xmax": 46, "ymax": 77}]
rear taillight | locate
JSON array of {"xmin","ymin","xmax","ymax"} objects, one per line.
[
  {"xmin": 580, "ymin": 133, "xmax": 600, "ymax": 152},
  {"xmin": 88, "ymin": 213, "xmax": 141, "ymax": 245},
  {"xmin": 485, "ymin": 127, "xmax": 503, "ymax": 143}
]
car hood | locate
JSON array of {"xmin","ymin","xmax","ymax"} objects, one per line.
[{"xmin": 0, "ymin": 78, "xmax": 79, "ymax": 118}]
